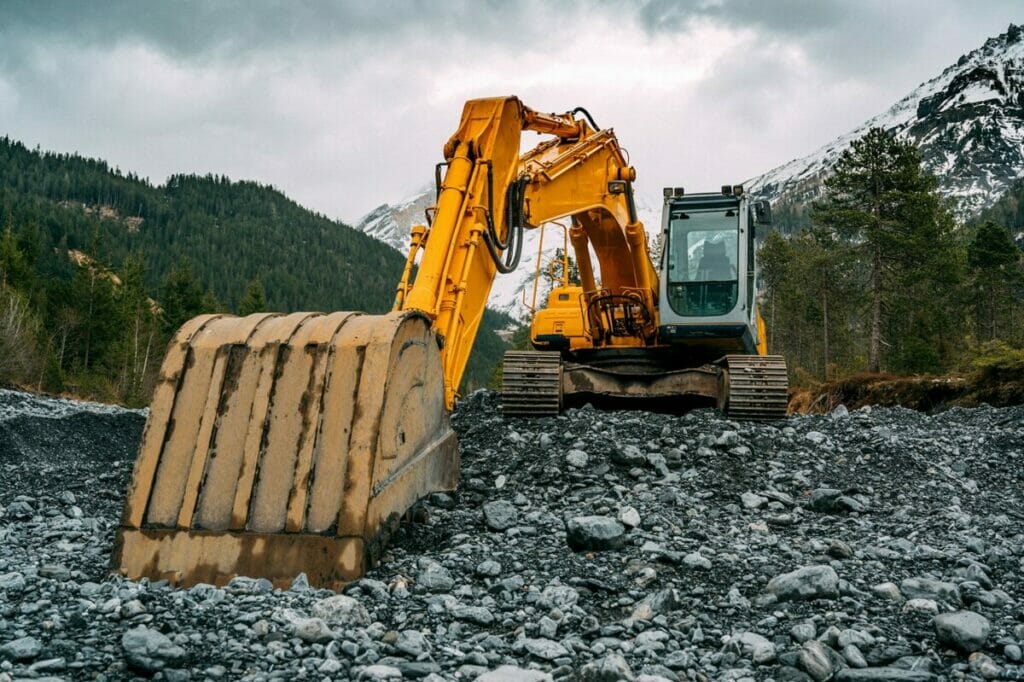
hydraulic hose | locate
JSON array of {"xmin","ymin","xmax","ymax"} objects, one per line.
[
  {"xmin": 571, "ymin": 107, "xmax": 601, "ymax": 132},
  {"xmin": 483, "ymin": 176, "xmax": 527, "ymax": 274}
]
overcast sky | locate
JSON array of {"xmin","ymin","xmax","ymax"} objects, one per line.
[{"xmin": 0, "ymin": 1, "xmax": 1020, "ymax": 222}]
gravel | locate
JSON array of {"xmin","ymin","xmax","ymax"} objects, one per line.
[{"xmin": 1, "ymin": 388, "xmax": 1023, "ymax": 680}]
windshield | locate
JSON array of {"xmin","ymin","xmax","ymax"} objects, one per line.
[{"xmin": 666, "ymin": 208, "xmax": 739, "ymax": 316}]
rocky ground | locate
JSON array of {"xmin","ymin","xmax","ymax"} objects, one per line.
[{"xmin": 1, "ymin": 388, "xmax": 1023, "ymax": 681}]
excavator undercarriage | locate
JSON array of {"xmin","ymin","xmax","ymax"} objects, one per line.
[{"xmin": 502, "ymin": 350, "xmax": 788, "ymax": 420}]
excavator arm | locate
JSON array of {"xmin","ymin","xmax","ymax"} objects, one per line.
[
  {"xmin": 394, "ymin": 96, "xmax": 659, "ymax": 408},
  {"xmin": 113, "ymin": 96, "xmax": 655, "ymax": 590}
]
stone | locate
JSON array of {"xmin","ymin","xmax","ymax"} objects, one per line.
[
  {"xmin": 683, "ymin": 552, "xmax": 711, "ymax": 569},
  {"xmin": 417, "ymin": 562, "xmax": 455, "ymax": 592},
  {"xmin": 618, "ymin": 506, "xmax": 641, "ymax": 528},
  {"xmin": 741, "ymin": 492, "xmax": 768, "ymax": 509},
  {"xmin": 574, "ymin": 653, "xmax": 634, "ymax": 680},
  {"xmin": 358, "ymin": 664, "xmax": 403, "ymax": 679},
  {"xmin": 900, "ymin": 577, "xmax": 960, "ymax": 605},
  {"xmin": 37, "ymin": 564, "xmax": 70, "ymax": 581},
  {"xmin": 453, "ymin": 605, "xmax": 494, "ymax": 625},
  {"xmin": 834, "ymin": 670, "xmax": 937, "ymax": 681},
  {"xmin": 934, "ymin": 610, "xmax": 990, "ymax": 653},
  {"xmin": 842, "ymin": 644, "xmax": 867, "ymax": 668},
  {"xmin": 613, "ymin": 444, "xmax": 645, "ymax": 466},
  {"xmin": 808, "ymin": 488, "xmax": 865, "ymax": 513},
  {"xmin": 799, "ymin": 640, "xmax": 843, "ymax": 681},
  {"xmin": 566, "ymin": 516, "xmax": 626, "ymax": 551},
  {"xmin": 0, "ymin": 636, "xmax": 42, "ymax": 662},
  {"xmin": 566, "ymin": 449, "xmax": 589, "ymax": 468},
  {"xmin": 968, "ymin": 652, "xmax": 1001, "ymax": 679},
  {"xmin": 0, "ymin": 572, "xmax": 26, "ymax": 592},
  {"xmin": 482, "ymin": 500, "xmax": 519, "ymax": 531},
  {"xmin": 292, "ymin": 616, "xmax": 334, "ymax": 643},
  {"xmin": 767, "ymin": 565, "xmax": 840, "ymax": 601},
  {"xmin": 225, "ymin": 576, "xmax": 272, "ymax": 594},
  {"xmin": 791, "ymin": 621, "xmax": 816, "ymax": 643},
  {"xmin": 289, "ymin": 572, "xmax": 310, "ymax": 591},
  {"xmin": 121, "ymin": 626, "xmax": 186, "ymax": 673},
  {"xmin": 731, "ymin": 632, "xmax": 776, "ymax": 664},
  {"xmin": 476, "ymin": 559, "xmax": 502, "ymax": 577},
  {"xmin": 396, "ymin": 630, "xmax": 431, "ymax": 657},
  {"xmin": 520, "ymin": 637, "xmax": 569, "ymax": 660},
  {"xmin": 871, "ymin": 582, "xmax": 903, "ymax": 602},
  {"xmin": 902, "ymin": 598, "xmax": 938, "ymax": 614},
  {"xmin": 312, "ymin": 594, "xmax": 371, "ymax": 626},
  {"xmin": 475, "ymin": 666, "xmax": 553, "ymax": 682}
]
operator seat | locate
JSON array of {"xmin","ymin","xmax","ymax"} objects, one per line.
[{"xmin": 698, "ymin": 241, "xmax": 734, "ymax": 281}]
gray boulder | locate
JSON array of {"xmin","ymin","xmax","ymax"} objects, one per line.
[
  {"xmin": 566, "ymin": 516, "xmax": 626, "ymax": 551},
  {"xmin": 0, "ymin": 636, "xmax": 42, "ymax": 662},
  {"xmin": 482, "ymin": 500, "xmax": 519, "ymax": 531},
  {"xmin": 121, "ymin": 626, "xmax": 186, "ymax": 673},
  {"xmin": 934, "ymin": 610, "xmax": 991, "ymax": 653},
  {"xmin": 767, "ymin": 565, "xmax": 840, "ymax": 601},
  {"xmin": 476, "ymin": 666, "xmax": 553, "ymax": 682}
]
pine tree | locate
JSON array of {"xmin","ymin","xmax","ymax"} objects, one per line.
[
  {"xmin": 967, "ymin": 221, "xmax": 1024, "ymax": 342},
  {"xmin": 238, "ymin": 278, "xmax": 268, "ymax": 315},
  {"xmin": 812, "ymin": 127, "xmax": 959, "ymax": 373},
  {"xmin": 160, "ymin": 260, "xmax": 206, "ymax": 336}
]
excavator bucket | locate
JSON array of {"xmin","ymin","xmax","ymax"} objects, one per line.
[{"xmin": 112, "ymin": 310, "xmax": 458, "ymax": 591}]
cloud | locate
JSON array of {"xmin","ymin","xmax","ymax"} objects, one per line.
[{"xmin": 0, "ymin": 1, "xmax": 1019, "ymax": 220}]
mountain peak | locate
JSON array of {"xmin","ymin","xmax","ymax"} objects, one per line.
[{"xmin": 749, "ymin": 24, "xmax": 1024, "ymax": 219}]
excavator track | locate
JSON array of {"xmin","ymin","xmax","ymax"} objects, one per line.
[
  {"xmin": 501, "ymin": 351, "xmax": 562, "ymax": 416},
  {"xmin": 722, "ymin": 354, "xmax": 789, "ymax": 421}
]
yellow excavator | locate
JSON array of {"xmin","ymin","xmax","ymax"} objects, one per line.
[{"xmin": 113, "ymin": 96, "xmax": 786, "ymax": 590}]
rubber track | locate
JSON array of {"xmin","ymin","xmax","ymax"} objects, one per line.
[
  {"xmin": 501, "ymin": 351, "xmax": 562, "ymax": 417},
  {"xmin": 723, "ymin": 354, "xmax": 789, "ymax": 421}
]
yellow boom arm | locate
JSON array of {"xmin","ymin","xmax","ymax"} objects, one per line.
[{"xmin": 395, "ymin": 96, "xmax": 659, "ymax": 408}]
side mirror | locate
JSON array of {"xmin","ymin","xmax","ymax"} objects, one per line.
[{"xmin": 754, "ymin": 200, "xmax": 773, "ymax": 226}]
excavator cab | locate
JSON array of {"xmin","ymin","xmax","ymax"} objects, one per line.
[{"xmin": 659, "ymin": 190, "xmax": 759, "ymax": 358}]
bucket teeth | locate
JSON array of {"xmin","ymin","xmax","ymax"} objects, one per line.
[{"xmin": 113, "ymin": 310, "xmax": 459, "ymax": 590}]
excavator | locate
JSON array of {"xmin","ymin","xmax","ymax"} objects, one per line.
[{"xmin": 113, "ymin": 96, "xmax": 787, "ymax": 591}]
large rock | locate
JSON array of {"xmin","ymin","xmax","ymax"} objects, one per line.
[
  {"xmin": 417, "ymin": 562, "xmax": 455, "ymax": 593},
  {"xmin": 520, "ymin": 637, "xmax": 569, "ymax": 660},
  {"xmin": 573, "ymin": 653, "xmax": 634, "ymax": 680},
  {"xmin": 482, "ymin": 500, "xmax": 519, "ymax": 531},
  {"xmin": 901, "ymin": 577, "xmax": 961, "ymax": 605},
  {"xmin": 566, "ymin": 516, "xmax": 626, "ymax": 551},
  {"xmin": 396, "ymin": 630, "xmax": 431, "ymax": 657},
  {"xmin": 767, "ymin": 565, "xmax": 840, "ymax": 601},
  {"xmin": 729, "ymin": 632, "xmax": 777, "ymax": 664},
  {"xmin": 0, "ymin": 636, "xmax": 42, "ymax": 662},
  {"xmin": 312, "ymin": 594, "xmax": 371, "ymax": 626},
  {"xmin": 476, "ymin": 667, "xmax": 553, "ymax": 682},
  {"xmin": 121, "ymin": 626, "xmax": 186, "ymax": 673},
  {"xmin": 799, "ymin": 640, "xmax": 845, "ymax": 681},
  {"xmin": 934, "ymin": 610, "xmax": 991, "ymax": 653},
  {"xmin": 835, "ymin": 669, "xmax": 937, "ymax": 681}
]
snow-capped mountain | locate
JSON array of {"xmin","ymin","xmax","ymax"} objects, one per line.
[
  {"xmin": 748, "ymin": 24, "xmax": 1024, "ymax": 218},
  {"xmin": 354, "ymin": 190, "xmax": 661, "ymax": 320}
]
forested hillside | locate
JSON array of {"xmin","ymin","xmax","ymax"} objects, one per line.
[{"xmin": 0, "ymin": 136, "xmax": 510, "ymax": 403}]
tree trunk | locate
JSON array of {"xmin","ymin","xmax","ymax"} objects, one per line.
[
  {"xmin": 869, "ymin": 244, "xmax": 882, "ymax": 373},
  {"xmin": 822, "ymin": 285, "xmax": 830, "ymax": 380}
]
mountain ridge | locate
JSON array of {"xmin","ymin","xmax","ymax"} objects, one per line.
[{"xmin": 747, "ymin": 23, "xmax": 1024, "ymax": 219}]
